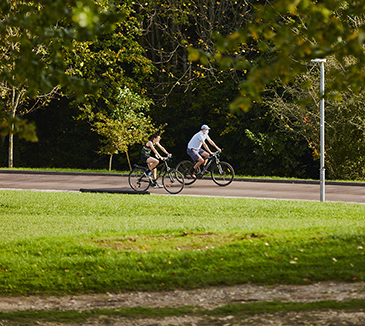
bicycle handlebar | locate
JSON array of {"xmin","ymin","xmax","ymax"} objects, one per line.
[{"xmin": 210, "ymin": 149, "xmax": 222, "ymax": 158}]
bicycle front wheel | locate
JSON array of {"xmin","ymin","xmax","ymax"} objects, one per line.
[
  {"xmin": 162, "ymin": 169, "xmax": 185, "ymax": 194},
  {"xmin": 176, "ymin": 160, "xmax": 197, "ymax": 185},
  {"xmin": 128, "ymin": 168, "xmax": 151, "ymax": 192},
  {"xmin": 211, "ymin": 161, "xmax": 235, "ymax": 186}
]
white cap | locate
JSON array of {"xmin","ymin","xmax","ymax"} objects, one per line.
[{"xmin": 201, "ymin": 124, "xmax": 210, "ymax": 130}]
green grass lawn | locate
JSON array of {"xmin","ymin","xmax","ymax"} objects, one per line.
[{"xmin": 0, "ymin": 190, "xmax": 364, "ymax": 296}]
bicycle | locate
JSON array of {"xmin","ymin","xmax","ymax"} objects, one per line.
[
  {"xmin": 128, "ymin": 157, "xmax": 185, "ymax": 194},
  {"xmin": 176, "ymin": 150, "xmax": 234, "ymax": 186}
]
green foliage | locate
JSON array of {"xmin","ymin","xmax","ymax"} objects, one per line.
[
  {"xmin": 92, "ymin": 112, "xmax": 154, "ymax": 169},
  {"xmin": 182, "ymin": 0, "xmax": 365, "ymax": 179},
  {"xmin": 0, "ymin": 111, "xmax": 37, "ymax": 142},
  {"xmin": 191, "ymin": 0, "xmax": 365, "ymax": 111},
  {"xmin": 69, "ymin": 1, "xmax": 155, "ymax": 121},
  {"xmin": 5, "ymin": 0, "xmax": 365, "ymax": 179},
  {"xmin": 265, "ymin": 55, "xmax": 365, "ymax": 180},
  {"xmin": 136, "ymin": 0, "xmax": 318, "ymax": 177},
  {"xmin": 64, "ymin": 2, "xmax": 156, "ymax": 170},
  {"xmin": 112, "ymin": 86, "xmax": 153, "ymax": 119},
  {"xmin": 91, "ymin": 87, "xmax": 156, "ymax": 170},
  {"xmin": 0, "ymin": 0, "xmax": 122, "ymax": 166},
  {"xmin": 137, "ymin": 0, "xmax": 251, "ymax": 109},
  {"xmin": 0, "ymin": 0, "xmax": 121, "ymax": 98}
]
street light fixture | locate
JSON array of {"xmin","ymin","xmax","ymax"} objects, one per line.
[{"xmin": 311, "ymin": 59, "xmax": 326, "ymax": 202}]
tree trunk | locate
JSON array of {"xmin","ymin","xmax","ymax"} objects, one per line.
[
  {"xmin": 8, "ymin": 132, "xmax": 13, "ymax": 168},
  {"xmin": 8, "ymin": 88, "xmax": 24, "ymax": 168},
  {"xmin": 125, "ymin": 151, "xmax": 132, "ymax": 171},
  {"xmin": 109, "ymin": 154, "xmax": 113, "ymax": 171},
  {"xmin": 8, "ymin": 107, "xmax": 16, "ymax": 168}
]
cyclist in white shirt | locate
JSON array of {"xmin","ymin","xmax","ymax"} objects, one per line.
[{"xmin": 186, "ymin": 124, "xmax": 221, "ymax": 178}]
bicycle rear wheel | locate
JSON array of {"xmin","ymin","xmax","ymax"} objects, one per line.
[
  {"xmin": 176, "ymin": 160, "xmax": 198, "ymax": 185},
  {"xmin": 211, "ymin": 161, "xmax": 235, "ymax": 186},
  {"xmin": 128, "ymin": 167, "xmax": 151, "ymax": 192},
  {"xmin": 162, "ymin": 169, "xmax": 185, "ymax": 194}
]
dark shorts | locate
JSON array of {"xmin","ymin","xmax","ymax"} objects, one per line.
[
  {"xmin": 187, "ymin": 148, "xmax": 205, "ymax": 162},
  {"xmin": 140, "ymin": 154, "xmax": 150, "ymax": 164}
]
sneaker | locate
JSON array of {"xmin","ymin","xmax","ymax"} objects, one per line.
[
  {"xmin": 196, "ymin": 172, "xmax": 203, "ymax": 179},
  {"xmin": 188, "ymin": 168, "xmax": 196, "ymax": 179},
  {"xmin": 203, "ymin": 169, "xmax": 210, "ymax": 175},
  {"xmin": 146, "ymin": 170, "xmax": 153, "ymax": 179},
  {"xmin": 152, "ymin": 181, "xmax": 163, "ymax": 188}
]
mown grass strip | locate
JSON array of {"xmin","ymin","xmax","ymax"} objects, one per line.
[{"xmin": 0, "ymin": 167, "xmax": 128, "ymax": 174}]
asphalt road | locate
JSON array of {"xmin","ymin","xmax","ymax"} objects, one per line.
[{"xmin": 0, "ymin": 170, "xmax": 364, "ymax": 203}]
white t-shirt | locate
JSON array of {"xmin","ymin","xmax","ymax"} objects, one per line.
[{"xmin": 188, "ymin": 131, "xmax": 210, "ymax": 150}]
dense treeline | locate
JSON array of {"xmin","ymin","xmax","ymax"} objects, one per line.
[{"xmin": 2, "ymin": 0, "xmax": 365, "ymax": 180}]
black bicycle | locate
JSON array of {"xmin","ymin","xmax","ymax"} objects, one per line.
[
  {"xmin": 176, "ymin": 150, "xmax": 234, "ymax": 186},
  {"xmin": 128, "ymin": 157, "xmax": 185, "ymax": 194}
]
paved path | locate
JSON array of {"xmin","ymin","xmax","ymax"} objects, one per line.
[{"xmin": 0, "ymin": 170, "xmax": 364, "ymax": 203}]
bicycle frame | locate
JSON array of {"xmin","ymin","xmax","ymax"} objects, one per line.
[
  {"xmin": 134, "ymin": 158, "xmax": 171, "ymax": 180},
  {"xmin": 153, "ymin": 159, "xmax": 170, "ymax": 179},
  {"xmin": 197, "ymin": 151, "xmax": 220, "ymax": 176}
]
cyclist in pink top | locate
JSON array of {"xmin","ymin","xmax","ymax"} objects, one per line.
[{"xmin": 187, "ymin": 124, "xmax": 221, "ymax": 178}]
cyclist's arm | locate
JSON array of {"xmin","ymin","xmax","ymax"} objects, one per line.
[
  {"xmin": 147, "ymin": 141, "xmax": 162, "ymax": 159},
  {"xmin": 207, "ymin": 138, "xmax": 221, "ymax": 152},
  {"xmin": 156, "ymin": 142, "xmax": 170, "ymax": 156},
  {"xmin": 201, "ymin": 140, "xmax": 213, "ymax": 155}
]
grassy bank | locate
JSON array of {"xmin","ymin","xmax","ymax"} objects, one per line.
[{"xmin": 0, "ymin": 190, "xmax": 364, "ymax": 296}]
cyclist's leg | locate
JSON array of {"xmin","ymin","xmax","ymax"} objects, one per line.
[
  {"xmin": 187, "ymin": 148, "xmax": 202, "ymax": 178},
  {"xmin": 199, "ymin": 150, "xmax": 210, "ymax": 172},
  {"xmin": 193, "ymin": 149, "xmax": 209, "ymax": 174},
  {"xmin": 146, "ymin": 157, "xmax": 159, "ymax": 180},
  {"xmin": 187, "ymin": 149, "xmax": 203, "ymax": 169}
]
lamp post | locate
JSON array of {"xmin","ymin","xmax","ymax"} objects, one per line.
[{"xmin": 311, "ymin": 59, "xmax": 326, "ymax": 202}]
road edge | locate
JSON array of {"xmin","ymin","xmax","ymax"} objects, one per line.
[{"xmin": 0, "ymin": 169, "xmax": 364, "ymax": 187}]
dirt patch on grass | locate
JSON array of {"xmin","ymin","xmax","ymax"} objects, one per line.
[{"xmin": 85, "ymin": 232, "xmax": 267, "ymax": 252}]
